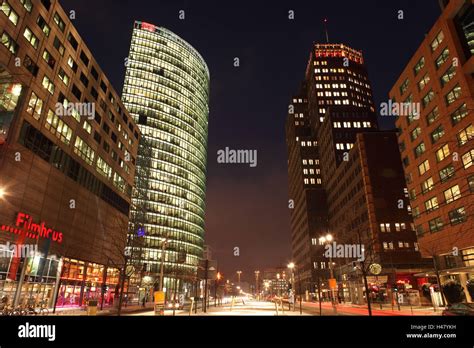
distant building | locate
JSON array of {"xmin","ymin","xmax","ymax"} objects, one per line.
[
  {"xmin": 287, "ymin": 43, "xmax": 429, "ymax": 304},
  {"xmin": 286, "ymin": 82, "xmax": 327, "ymax": 294},
  {"xmin": 262, "ymin": 267, "xmax": 289, "ymax": 296},
  {"xmin": 287, "ymin": 43, "xmax": 379, "ymax": 295}
]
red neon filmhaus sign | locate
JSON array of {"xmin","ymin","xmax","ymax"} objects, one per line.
[{"xmin": 1, "ymin": 212, "xmax": 63, "ymax": 244}]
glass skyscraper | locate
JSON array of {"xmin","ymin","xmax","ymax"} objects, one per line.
[{"xmin": 122, "ymin": 21, "xmax": 210, "ymax": 297}]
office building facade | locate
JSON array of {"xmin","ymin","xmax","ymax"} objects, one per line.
[
  {"xmin": 122, "ymin": 21, "xmax": 210, "ymax": 299},
  {"xmin": 389, "ymin": 0, "xmax": 473, "ymax": 302},
  {"xmin": 0, "ymin": 0, "xmax": 139, "ymax": 308}
]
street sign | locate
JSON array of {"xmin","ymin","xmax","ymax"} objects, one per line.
[
  {"xmin": 329, "ymin": 278, "xmax": 337, "ymax": 290},
  {"xmin": 154, "ymin": 291, "xmax": 165, "ymax": 316},
  {"xmin": 369, "ymin": 263, "xmax": 382, "ymax": 275},
  {"xmin": 197, "ymin": 259, "xmax": 218, "ymax": 279},
  {"xmin": 154, "ymin": 291, "xmax": 165, "ymax": 305}
]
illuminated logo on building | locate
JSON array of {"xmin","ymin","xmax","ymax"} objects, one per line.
[
  {"xmin": 137, "ymin": 227, "xmax": 146, "ymax": 237},
  {"xmin": 141, "ymin": 22, "xmax": 157, "ymax": 33},
  {"xmin": 1, "ymin": 212, "xmax": 63, "ymax": 244}
]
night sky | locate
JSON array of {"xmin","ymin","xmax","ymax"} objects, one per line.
[{"xmin": 61, "ymin": 0, "xmax": 441, "ymax": 283}]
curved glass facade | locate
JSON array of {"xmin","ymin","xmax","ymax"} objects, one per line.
[{"xmin": 123, "ymin": 21, "xmax": 209, "ymax": 295}]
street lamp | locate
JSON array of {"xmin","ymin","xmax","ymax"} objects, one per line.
[
  {"xmin": 287, "ymin": 263, "xmax": 295, "ymax": 310},
  {"xmin": 0, "ymin": 187, "xmax": 6, "ymax": 199},
  {"xmin": 215, "ymin": 272, "xmax": 222, "ymax": 307},
  {"xmin": 320, "ymin": 233, "xmax": 337, "ymax": 312},
  {"xmin": 236, "ymin": 271, "xmax": 242, "ymax": 286},
  {"xmin": 158, "ymin": 236, "xmax": 168, "ymax": 292},
  {"xmin": 254, "ymin": 270, "xmax": 260, "ymax": 300}
]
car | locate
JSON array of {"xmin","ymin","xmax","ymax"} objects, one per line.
[{"xmin": 442, "ymin": 303, "xmax": 474, "ymax": 316}]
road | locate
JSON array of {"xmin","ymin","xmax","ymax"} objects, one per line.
[{"xmin": 127, "ymin": 299, "xmax": 441, "ymax": 316}]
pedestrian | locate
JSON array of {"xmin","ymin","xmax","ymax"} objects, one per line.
[{"xmin": 142, "ymin": 296, "xmax": 146, "ymax": 308}]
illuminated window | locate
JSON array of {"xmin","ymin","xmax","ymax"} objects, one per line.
[
  {"xmin": 445, "ymin": 85, "xmax": 462, "ymax": 106},
  {"xmin": 414, "ymin": 142, "xmax": 426, "ymax": 158},
  {"xmin": 414, "ymin": 57, "xmax": 425, "ymax": 76},
  {"xmin": 26, "ymin": 92, "xmax": 43, "ymax": 120},
  {"xmin": 451, "ymin": 104, "xmax": 468, "ymax": 126},
  {"xmin": 426, "ymin": 107, "xmax": 439, "ymax": 126},
  {"xmin": 96, "ymin": 156, "xmax": 113, "ymax": 179},
  {"xmin": 20, "ymin": 0, "xmax": 32, "ymax": 12},
  {"xmin": 23, "ymin": 27, "xmax": 39, "ymax": 49},
  {"xmin": 0, "ymin": 31, "xmax": 18, "ymax": 54},
  {"xmin": 401, "ymin": 79, "xmax": 411, "ymax": 94},
  {"xmin": 435, "ymin": 48, "xmax": 449, "ymax": 69},
  {"xmin": 53, "ymin": 36, "xmax": 65, "ymax": 56},
  {"xmin": 45, "ymin": 109, "xmax": 72, "ymax": 144},
  {"xmin": 410, "ymin": 127, "xmax": 421, "ymax": 141},
  {"xmin": 431, "ymin": 125, "xmax": 445, "ymax": 144},
  {"xmin": 74, "ymin": 137, "xmax": 95, "ymax": 165},
  {"xmin": 422, "ymin": 89, "xmax": 435, "ymax": 108},
  {"xmin": 439, "ymin": 165, "xmax": 455, "ymax": 183},
  {"xmin": 462, "ymin": 149, "xmax": 474, "ymax": 169},
  {"xmin": 36, "ymin": 15, "xmax": 50, "ymax": 36},
  {"xmin": 444, "ymin": 185, "xmax": 461, "ymax": 204},
  {"xmin": 430, "ymin": 31, "xmax": 444, "ymax": 52},
  {"xmin": 440, "ymin": 65, "xmax": 457, "ymax": 87},
  {"xmin": 53, "ymin": 12, "xmax": 66, "ymax": 32},
  {"xmin": 449, "ymin": 207, "xmax": 466, "ymax": 225},
  {"xmin": 457, "ymin": 125, "xmax": 474, "ymax": 146},
  {"xmin": 424, "ymin": 197, "xmax": 439, "ymax": 212},
  {"xmin": 421, "ymin": 177, "xmax": 434, "ymax": 194},
  {"xmin": 113, "ymin": 172, "xmax": 126, "ymax": 193},
  {"xmin": 436, "ymin": 144, "xmax": 450, "ymax": 162},
  {"xmin": 42, "ymin": 49, "xmax": 55, "ymax": 69},
  {"xmin": 418, "ymin": 74, "xmax": 430, "ymax": 91},
  {"xmin": 1, "ymin": 1, "xmax": 19, "ymax": 25},
  {"xmin": 58, "ymin": 68, "xmax": 69, "ymax": 86},
  {"xmin": 418, "ymin": 160, "xmax": 430, "ymax": 176},
  {"xmin": 41, "ymin": 76, "xmax": 54, "ymax": 95}
]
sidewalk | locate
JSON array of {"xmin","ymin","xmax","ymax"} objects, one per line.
[
  {"xmin": 53, "ymin": 303, "xmax": 156, "ymax": 316},
  {"xmin": 309, "ymin": 301, "xmax": 441, "ymax": 316}
]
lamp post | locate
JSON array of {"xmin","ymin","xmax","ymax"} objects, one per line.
[
  {"xmin": 320, "ymin": 234, "xmax": 337, "ymax": 312},
  {"xmin": 215, "ymin": 272, "xmax": 221, "ymax": 307},
  {"xmin": 287, "ymin": 263, "xmax": 295, "ymax": 311},
  {"xmin": 254, "ymin": 270, "xmax": 260, "ymax": 300},
  {"xmin": 158, "ymin": 237, "xmax": 168, "ymax": 292},
  {"xmin": 236, "ymin": 271, "xmax": 242, "ymax": 286},
  {"xmin": 276, "ymin": 273, "xmax": 281, "ymax": 297}
]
